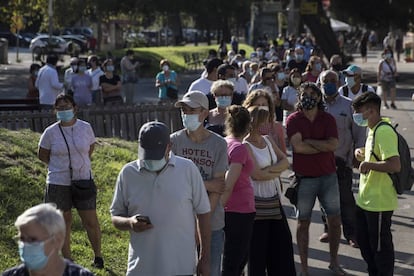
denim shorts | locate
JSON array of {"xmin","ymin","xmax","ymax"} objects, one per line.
[
  {"xmin": 296, "ymin": 173, "xmax": 340, "ymax": 220},
  {"xmin": 44, "ymin": 184, "xmax": 96, "ymax": 211},
  {"xmin": 380, "ymin": 80, "xmax": 396, "ymax": 90}
]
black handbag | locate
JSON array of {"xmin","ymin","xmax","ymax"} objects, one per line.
[
  {"xmin": 166, "ymin": 86, "xmax": 178, "ymax": 99},
  {"xmin": 284, "ymin": 175, "xmax": 300, "ymax": 206},
  {"xmin": 58, "ymin": 125, "xmax": 97, "ymax": 201}
]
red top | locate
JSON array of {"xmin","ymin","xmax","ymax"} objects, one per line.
[{"xmin": 286, "ymin": 110, "xmax": 338, "ymax": 177}]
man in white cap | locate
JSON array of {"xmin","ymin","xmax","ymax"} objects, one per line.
[
  {"xmin": 338, "ymin": 64, "xmax": 375, "ymax": 100},
  {"xmin": 110, "ymin": 121, "xmax": 211, "ymax": 276},
  {"xmin": 171, "ymin": 91, "xmax": 228, "ymax": 276}
]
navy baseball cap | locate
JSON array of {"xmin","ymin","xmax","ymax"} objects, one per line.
[{"xmin": 138, "ymin": 121, "xmax": 170, "ymax": 160}]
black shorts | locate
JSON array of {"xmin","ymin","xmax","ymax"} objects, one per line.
[{"xmin": 44, "ymin": 184, "xmax": 96, "ymax": 211}]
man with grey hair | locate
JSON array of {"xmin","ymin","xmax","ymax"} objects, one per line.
[
  {"xmin": 319, "ymin": 69, "xmax": 367, "ymax": 248},
  {"xmin": 3, "ymin": 203, "xmax": 93, "ymax": 275}
]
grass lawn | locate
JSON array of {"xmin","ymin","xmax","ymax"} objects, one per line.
[
  {"xmin": 0, "ymin": 128, "xmax": 137, "ymax": 275},
  {"xmin": 110, "ymin": 43, "xmax": 254, "ymax": 77}
]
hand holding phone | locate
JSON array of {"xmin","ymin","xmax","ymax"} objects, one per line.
[{"xmin": 136, "ymin": 215, "xmax": 152, "ymax": 225}]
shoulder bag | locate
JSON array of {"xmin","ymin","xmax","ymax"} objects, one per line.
[{"xmin": 58, "ymin": 124, "xmax": 96, "ymax": 201}]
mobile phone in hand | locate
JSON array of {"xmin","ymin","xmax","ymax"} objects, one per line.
[{"xmin": 136, "ymin": 215, "xmax": 152, "ymax": 225}]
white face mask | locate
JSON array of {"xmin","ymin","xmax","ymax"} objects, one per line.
[
  {"xmin": 162, "ymin": 65, "xmax": 169, "ymax": 71},
  {"xmin": 258, "ymin": 106, "xmax": 269, "ymax": 111},
  {"xmin": 143, "ymin": 158, "xmax": 167, "ymax": 172},
  {"xmin": 182, "ymin": 113, "xmax": 202, "ymax": 132}
]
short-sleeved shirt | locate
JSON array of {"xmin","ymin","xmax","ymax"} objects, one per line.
[
  {"xmin": 357, "ymin": 120, "xmax": 399, "ymax": 212},
  {"xmin": 286, "ymin": 110, "xmax": 338, "ymax": 177},
  {"xmin": 38, "ymin": 120, "xmax": 96, "ymax": 185},
  {"xmin": 170, "ymin": 129, "xmax": 228, "ymax": 231},
  {"xmin": 99, "ymin": 74, "xmax": 121, "ymax": 99},
  {"xmin": 188, "ymin": 78, "xmax": 213, "ymax": 95},
  {"xmin": 156, "ymin": 70, "xmax": 178, "ymax": 99},
  {"xmin": 110, "ymin": 154, "xmax": 210, "ymax": 276},
  {"xmin": 224, "ymin": 137, "xmax": 255, "ymax": 213},
  {"xmin": 71, "ymin": 74, "xmax": 92, "ymax": 106},
  {"xmin": 2, "ymin": 259, "xmax": 94, "ymax": 276},
  {"xmin": 87, "ymin": 68, "xmax": 105, "ymax": 91}
]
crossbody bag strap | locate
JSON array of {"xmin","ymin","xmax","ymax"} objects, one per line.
[
  {"xmin": 384, "ymin": 60, "xmax": 394, "ymax": 75},
  {"xmin": 58, "ymin": 124, "xmax": 73, "ymax": 180}
]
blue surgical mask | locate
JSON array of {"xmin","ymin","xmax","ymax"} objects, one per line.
[
  {"xmin": 385, "ymin": 53, "xmax": 392, "ymax": 59},
  {"xmin": 216, "ymin": 96, "xmax": 232, "ymax": 108},
  {"xmin": 71, "ymin": 65, "xmax": 78, "ymax": 72},
  {"xmin": 106, "ymin": 65, "xmax": 114, "ymax": 72},
  {"xmin": 143, "ymin": 158, "xmax": 167, "ymax": 172},
  {"xmin": 346, "ymin": 76, "xmax": 355, "ymax": 88},
  {"xmin": 56, "ymin": 109, "xmax": 74, "ymax": 122},
  {"xmin": 18, "ymin": 239, "xmax": 51, "ymax": 271},
  {"xmin": 277, "ymin": 72, "xmax": 285, "ymax": 81},
  {"xmin": 314, "ymin": 63, "xmax": 322, "ymax": 72},
  {"xmin": 352, "ymin": 113, "xmax": 368, "ymax": 127},
  {"xmin": 182, "ymin": 114, "xmax": 202, "ymax": 132},
  {"xmin": 227, "ymin": 78, "xmax": 237, "ymax": 85},
  {"xmin": 78, "ymin": 66, "xmax": 87, "ymax": 72},
  {"xmin": 323, "ymin": 82, "xmax": 338, "ymax": 96},
  {"xmin": 295, "ymin": 54, "xmax": 303, "ymax": 62}
]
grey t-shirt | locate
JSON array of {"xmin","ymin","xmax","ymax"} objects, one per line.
[{"xmin": 170, "ymin": 129, "xmax": 228, "ymax": 231}]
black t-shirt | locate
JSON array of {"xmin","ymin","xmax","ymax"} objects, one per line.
[
  {"xmin": 2, "ymin": 259, "xmax": 94, "ymax": 276},
  {"xmin": 99, "ymin": 74, "xmax": 121, "ymax": 98},
  {"xmin": 287, "ymin": 60, "xmax": 307, "ymax": 74}
]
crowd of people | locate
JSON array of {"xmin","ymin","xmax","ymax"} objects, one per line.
[{"xmin": 7, "ymin": 34, "xmax": 403, "ymax": 276}]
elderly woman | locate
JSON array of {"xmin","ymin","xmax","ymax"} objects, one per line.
[
  {"xmin": 37, "ymin": 94, "xmax": 103, "ymax": 268},
  {"xmin": 206, "ymin": 80, "xmax": 234, "ymax": 136},
  {"xmin": 3, "ymin": 203, "xmax": 93, "ymax": 275}
]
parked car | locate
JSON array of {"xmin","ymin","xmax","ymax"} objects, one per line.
[
  {"xmin": 29, "ymin": 35, "xmax": 68, "ymax": 55},
  {"xmin": 61, "ymin": 34, "xmax": 88, "ymax": 53},
  {"xmin": 62, "ymin": 27, "xmax": 94, "ymax": 38}
]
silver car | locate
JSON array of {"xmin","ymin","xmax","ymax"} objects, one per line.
[{"xmin": 29, "ymin": 35, "xmax": 68, "ymax": 55}]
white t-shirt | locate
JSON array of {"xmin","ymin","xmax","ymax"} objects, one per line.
[
  {"xmin": 87, "ymin": 67, "xmax": 105, "ymax": 91},
  {"xmin": 233, "ymin": 77, "xmax": 249, "ymax": 95},
  {"xmin": 338, "ymin": 84, "xmax": 376, "ymax": 101},
  {"xmin": 110, "ymin": 154, "xmax": 210, "ymax": 276},
  {"xmin": 38, "ymin": 120, "xmax": 96, "ymax": 185},
  {"xmin": 188, "ymin": 78, "xmax": 213, "ymax": 95},
  {"xmin": 35, "ymin": 64, "xmax": 64, "ymax": 105}
]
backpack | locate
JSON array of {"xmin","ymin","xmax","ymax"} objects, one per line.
[
  {"xmin": 342, "ymin": 84, "xmax": 368, "ymax": 97},
  {"xmin": 371, "ymin": 122, "xmax": 414, "ymax": 194}
]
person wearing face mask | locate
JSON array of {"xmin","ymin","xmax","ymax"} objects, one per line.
[
  {"xmin": 281, "ymin": 68, "xmax": 301, "ymax": 126},
  {"xmin": 86, "ymin": 55, "xmax": 105, "ymax": 105},
  {"xmin": 338, "ymin": 64, "xmax": 375, "ymax": 101},
  {"xmin": 286, "ymin": 82, "xmax": 348, "ymax": 276},
  {"xmin": 325, "ymin": 55, "xmax": 345, "ymax": 87},
  {"xmin": 71, "ymin": 59, "xmax": 93, "ymax": 107},
  {"xmin": 221, "ymin": 62, "xmax": 249, "ymax": 105},
  {"xmin": 171, "ymin": 91, "xmax": 228, "ymax": 276},
  {"xmin": 37, "ymin": 94, "xmax": 104, "ymax": 268},
  {"xmin": 64, "ymin": 57, "xmax": 79, "ymax": 97},
  {"xmin": 206, "ymin": 80, "xmax": 234, "ymax": 136},
  {"xmin": 120, "ymin": 49, "xmax": 139, "ymax": 104},
  {"xmin": 302, "ymin": 56, "xmax": 323, "ymax": 83},
  {"xmin": 319, "ymin": 70, "xmax": 367, "ymax": 249},
  {"xmin": 378, "ymin": 48, "xmax": 398, "ymax": 109},
  {"xmin": 3, "ymin": 203, "xmax": 94, "ymax": 276},
  {"xmin": 243, "ymin": 89, "xmax": 287, "ymax": 155},
  {"xmin": 271, "ymin": 63, "xmax": 288, "ymax": 122},
  {"xmin": 351, "ymin": 92, "xmax": 400, "ymax": 276},
  {"xmin": 99, "ymin": 59, "xmax": 122, "ymax": 105},
  {"xmin": 27, "ymin": 63, "xmax": 41, "ymax": 99},
  {"xmin": 35, "ymin": 55, "xmax": 64, "ymax": 110},
  {"xmin": 243, "ymin": 106, "xmax": 295, "ymax": 276},
  {"xmin": 110, "ymin": 121, "xmax": 211, "ymax": 276},
  {"xmin": 287, "ymin": 46, "xmax": 307, "ymax": 73},
  {"xmin": 155, "ymin": 59, "xmax": 179, "ymax": 102}
]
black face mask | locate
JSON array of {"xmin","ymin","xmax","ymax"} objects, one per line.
[
  {"xmin": 332, "ymin": 64, "xmax": 342, "ymax": 71},
  {"xmin": 300, "ymin": 95, "xmax": 318, "ymax": 110}
]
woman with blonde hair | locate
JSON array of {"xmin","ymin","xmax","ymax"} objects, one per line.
[
  {"xmin": 244, "ymin": 106, "xmax": 295, "ymax": 275},
  {"xmin": 243, "ymin": 89, "xmax": 286, "ymax": 154}
]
